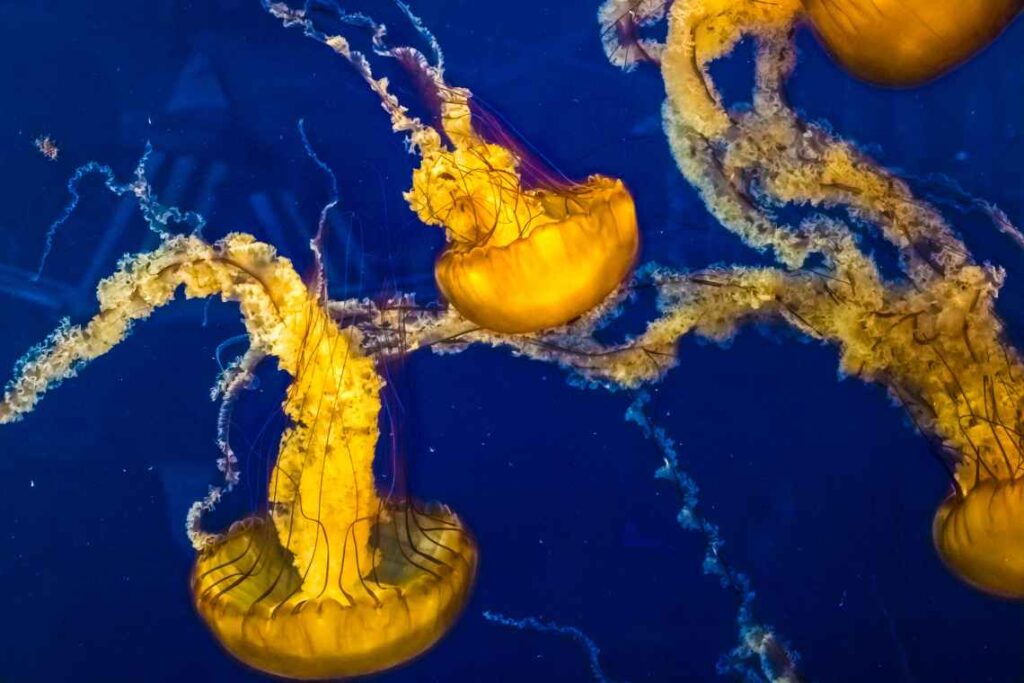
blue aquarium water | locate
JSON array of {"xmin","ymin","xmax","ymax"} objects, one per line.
[{"xmin": 1, "ymin": 1, "xmax": 1023, "ymax": 681}]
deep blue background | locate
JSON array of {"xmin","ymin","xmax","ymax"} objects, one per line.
[{"xmin": 1, "ymin": 1, "xmax": 1024, "ymax": 681}]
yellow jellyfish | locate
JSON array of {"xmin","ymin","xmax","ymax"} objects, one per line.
[
  {"xmin": 803, "ymin": 0, "xmax": 1024, "ymax": 86},
  {"xmin": 0, "ymin": 233, "xmax": 478, "ymax": 679},
  {"xmin": 268, "ymin": 5, "xmax": 639, "ymax": 334},
  {"xmin": 592, "ymin": 0, "xmax": 1024, "ymax": 599},
  {"xmin": 409, "ymin": 93, "xmax": 639, "ymax": 334}
]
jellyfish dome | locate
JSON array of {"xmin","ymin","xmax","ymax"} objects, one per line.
[
  {"xmin": 803, "ymin": 0, "xmax": 1023, "ymax": 86},
  {"xmin": 933, "ymin": 482, "xmax": 1024, "ymax": 598},
  {"xmin": 193, "ymin": 502, "xmax": 476, "ymax": 679},
  {"xmin": 418, "ymin": 164, "xmax": 638, "ymax": 335}
]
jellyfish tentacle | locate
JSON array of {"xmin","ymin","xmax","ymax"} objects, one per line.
[
  {"xmin": 627, "ymin": 392, "xmax": 804, "ymax": 683},
  {"xmin": 1, "ymin": 234, "xmax": 288, "ymax": 425},
  {"xmin": 482, "ymin": 611, "xmax": 618, "ymax": 683}
]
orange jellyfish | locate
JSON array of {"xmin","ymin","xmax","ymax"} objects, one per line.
[
  {"xmin": 597, "ymin": 0, "xmax": 1024, "ymax": 600},
  {"xmin": 411, "ymin": 105, "xmax": 639, "ymax": 334},
  {"xmin": 268, "ymin": 3, "xmax": 639, "ymax": 334},
  {"xmin": 803, "ymin": 0, "xmax": 1024, "ymax": 86},
  {"xmin": 0, "ymin": 233, "xmax": 478, "ymax": 679}
]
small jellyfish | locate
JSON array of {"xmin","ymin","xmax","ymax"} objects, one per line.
[
  {"xmin": 268, "ymin": 4, "xmax": 639, "ymax": 334},
  {"xmin": 409, "ymin": 93, "xmax": 639, "ymax": 334},
  {"xmin": 594, "ymin": 0, "xmax": 1024, "ymax": 603},
  {"xmin": 803, "ymin": 0, "xmax": 1024, "ymax": 86},
  {"xmin": 1, "ymin": 233, "xmax": 478, "ymax": 678}
]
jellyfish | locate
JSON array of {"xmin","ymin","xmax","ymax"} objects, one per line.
[
  {"xmin": 0, "ymin": 232, "xmax": 477, "ymax": 679},
  {"xmin": 411, "ymin": 113, "xmax": 639, "ymax": 335},
  {"xmin": 268, "ymin": 2, "xmax": 639, "ymax": 334},
  {"xmin": 592, "ymin": 0, "xmax": 1024, "ymax": 602}
]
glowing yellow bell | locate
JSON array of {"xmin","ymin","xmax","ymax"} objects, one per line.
[
  {"xmin": 430, "ymin": 175, "xmax": 639, "ymax": 334},
  {"xmin": 804, "ymin": 0, "xmax": 1022, "ymax": 86},
  {"xmin": 933, "ymin": 480, "xmax": 1024, "ymax": 598},
  {"xmin": 193, "ymin": 504, "xmax": 477, "ymax": 680}
]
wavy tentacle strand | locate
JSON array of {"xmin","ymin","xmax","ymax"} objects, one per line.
[
  {"xmin": 2, "ymin": 234, "xmax": 293, "ymax": 425},
  {"xmin": 340, "ymin": 261, "xmax": 836, "ymax": 392},
  {"xmin": 482, "ymin": 611, "xmax": 618, "ymax": 683},
  {"xmin": 627, "ymin": 393, "xmax": 803, "ymax": 683},
  {"xmin": 213, "ymin": 349, "xmax": 265, "ymax": 479},
  {"xmin": 654, "ymin": 0, "xmax": 1024, "ymax": 496}
]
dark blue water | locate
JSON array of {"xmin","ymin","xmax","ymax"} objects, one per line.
[{"xmin": 1, "ymin": 1, "xmax": 1023, "ymax": 681}]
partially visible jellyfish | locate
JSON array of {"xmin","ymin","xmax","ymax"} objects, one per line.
[
  {"xmin": 0, "ymin": 232, "xmax": 477, "ymax": 679},
  {"xmin": 593, "ymin": 0, "xmax": 1024, "ymax": 601},
  {"xmin": 600, "ymin": 0, "xmax": 1024, "ymax": 87},
  {"xmin": 268, "ymin": 1, "xmax": 639, "ymax": 334},
  {"xmin": 803, "ymin": 0, "xmax": 1024, "ymax": 86}
]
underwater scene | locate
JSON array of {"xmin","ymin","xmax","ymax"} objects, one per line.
[{"xmin": 2, "ymin": 0, "xmax": 1024, "ymax": 681}]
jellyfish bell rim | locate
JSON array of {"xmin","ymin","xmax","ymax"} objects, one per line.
[
  {"xmin": 434, "ymin": 175, "xmax": 640, "ymax": 334},
  {"xmin": 191, "ymin": 504, "xmax": 479, "ymax": 680},
  {"xmin": 932, "ymin": 479, "xmax": 1024, "ymax": 599}
]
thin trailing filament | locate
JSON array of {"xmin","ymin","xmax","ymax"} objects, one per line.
[
  {"xmin": 34, "ymin": 142, "xmax": 206, "ymax": 280},
  {"xmin": 482, "ymin": 611, "xmax": 619, "ymax": 683},
  {"xmin": 627, "ymin": 393, "xmax": 803, "ymax": 683}
]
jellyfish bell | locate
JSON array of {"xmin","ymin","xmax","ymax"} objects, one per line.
[
  {"xmin": 192, "ymin": 500, "xmax": 477, "ymax": 680},
  {"xmin": 802, "ymin": 0, "xmax": 1024, "ymax": 86},
  {"xmin": 425, "ymin": 171, "xmax": 640, "ymax": 335},
  {"xmin": 407, "ymin": 93, "xmax": 640, "ymax": 335},
  {"xmin": 932, "ymin": 480, "xmax": 1024, "ymax": 599}
]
